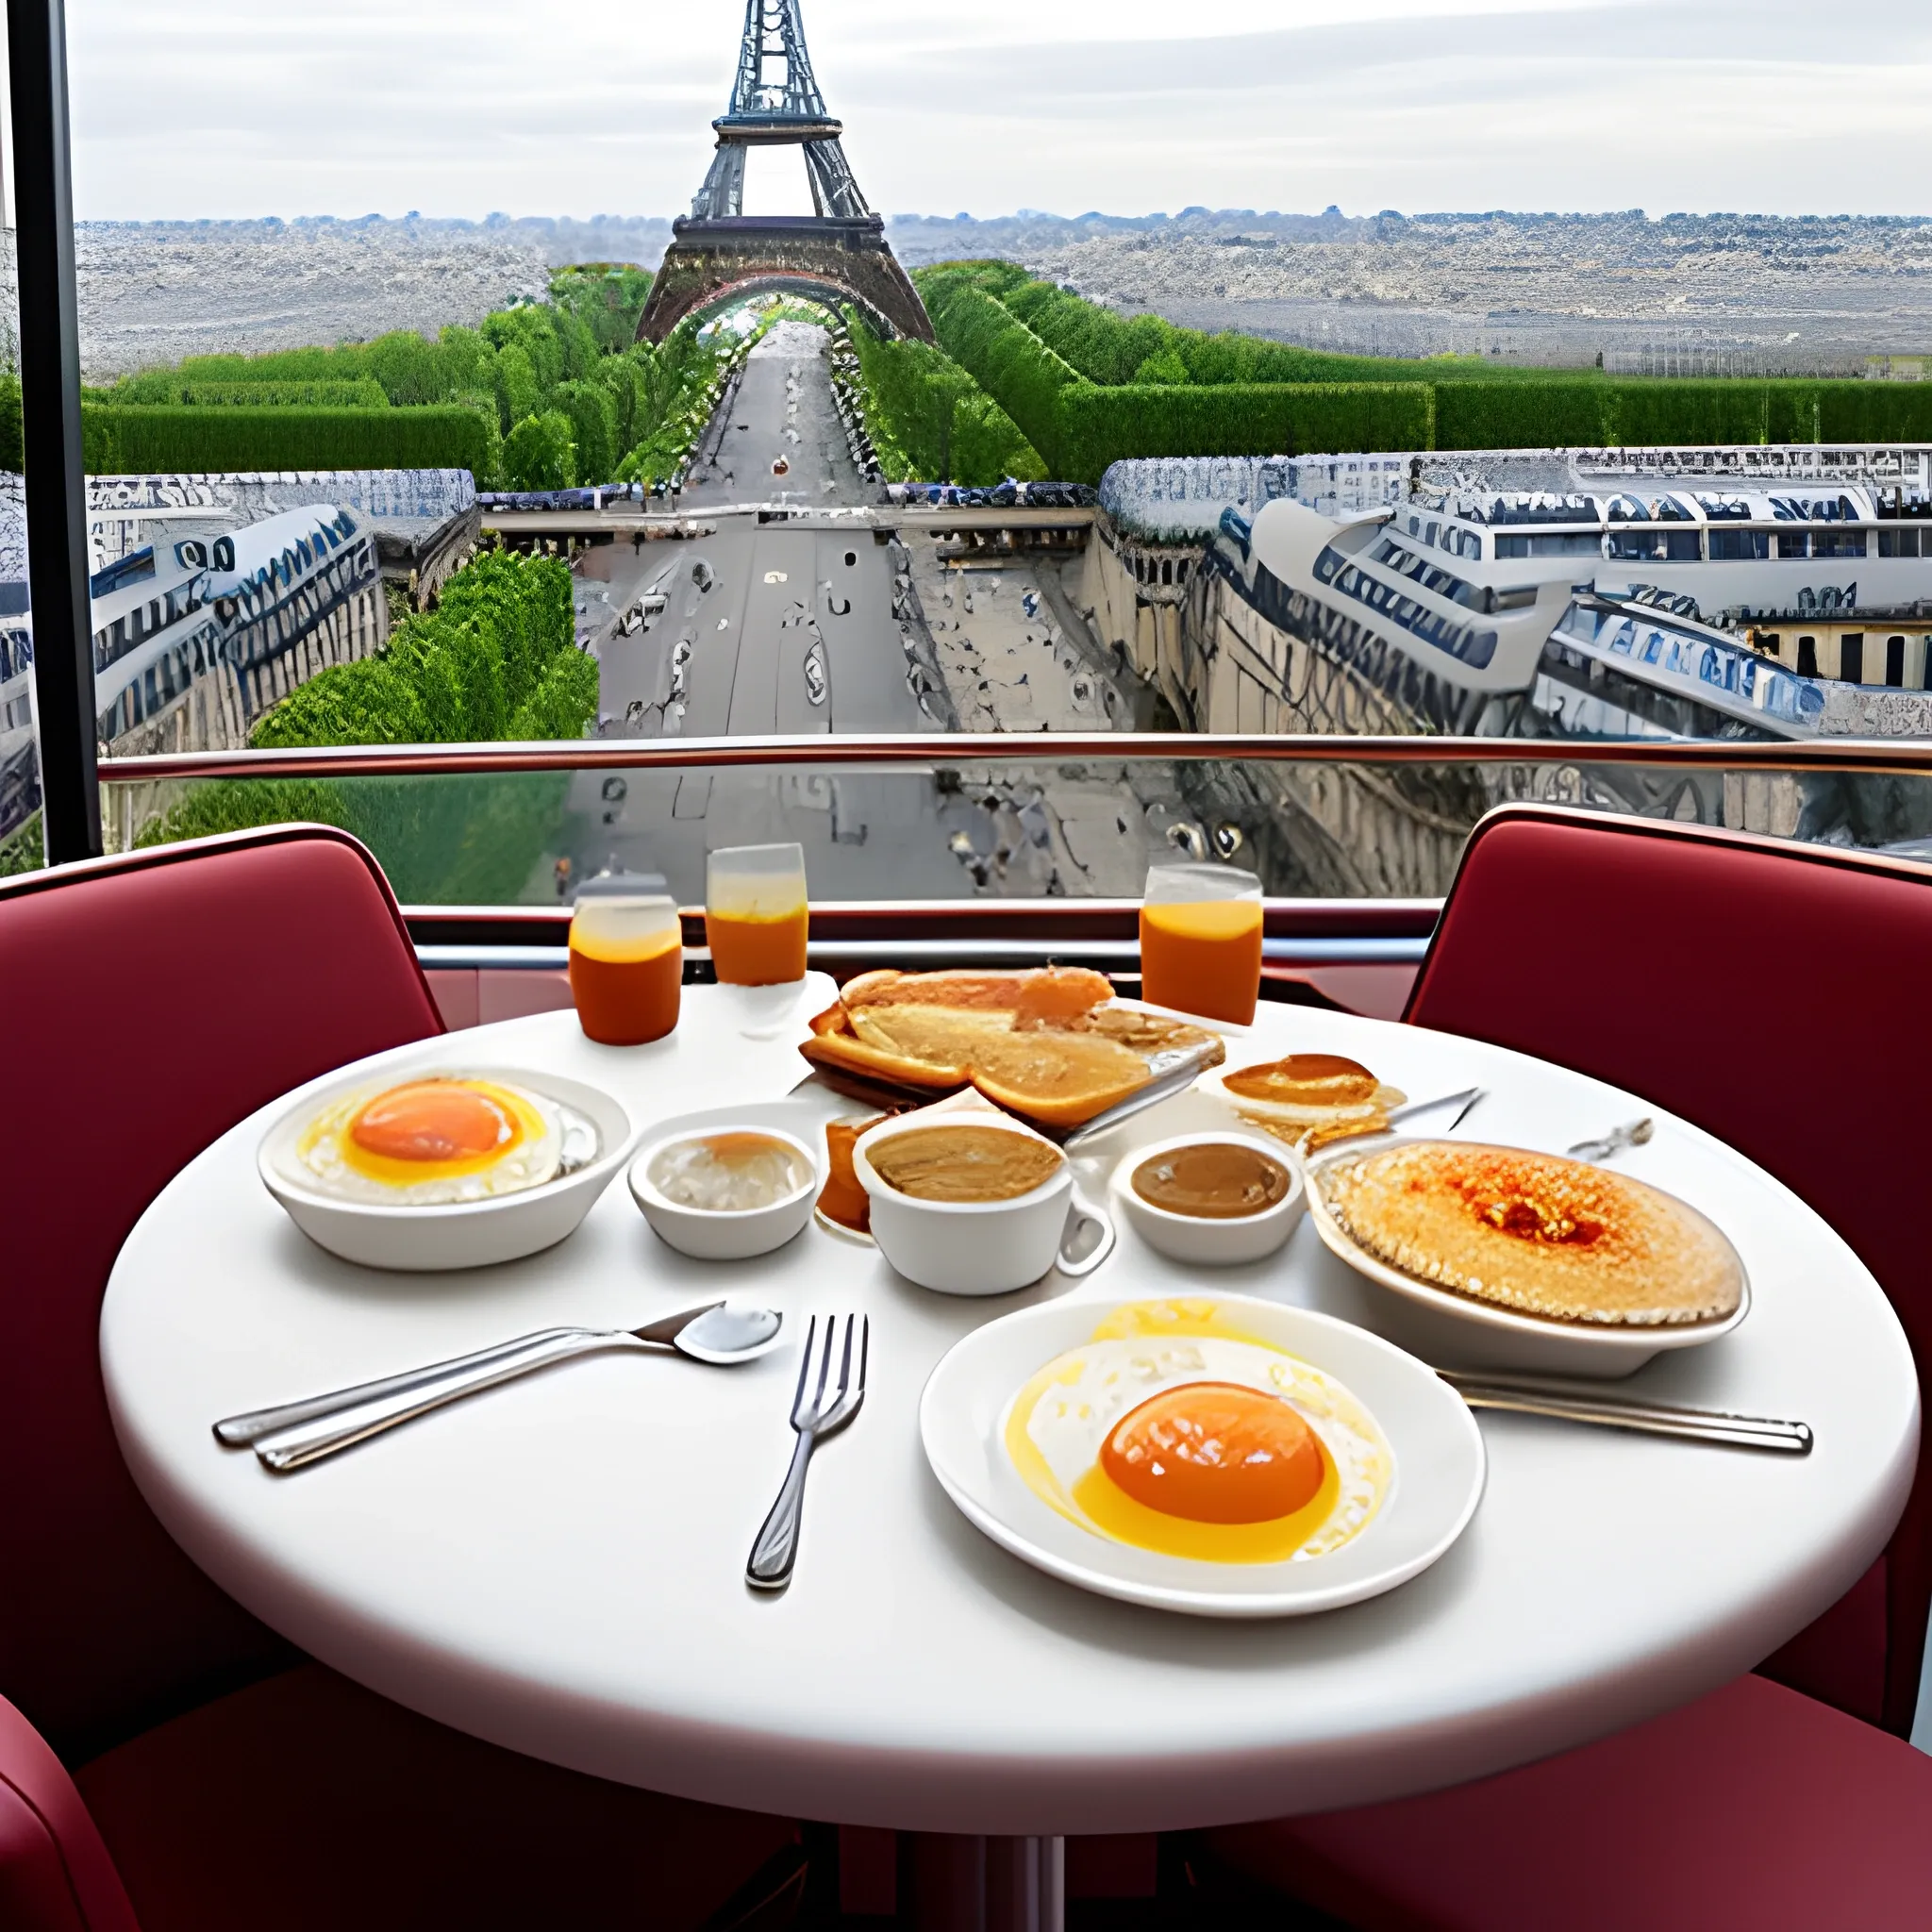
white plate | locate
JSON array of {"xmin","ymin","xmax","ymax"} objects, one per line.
[
  {"xmin": 1305, "ymin": 1138, "xmax": 1753, "ymax": 1377},
  {"xmin": 920, "ymin": 1292, "xmax": 1485, "ymax": 1618},
  {"xmin": 258, "ymin": 1065, "xmax": 635, "ymax": 1273}
]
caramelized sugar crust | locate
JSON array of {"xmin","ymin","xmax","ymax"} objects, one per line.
[{"xmin": 1319, "ymin": 1141, "xmax": 1745, "ymax": 1326}]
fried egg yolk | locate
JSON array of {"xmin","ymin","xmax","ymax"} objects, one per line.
[
  {"xmin": 1004, "ymin": 1301, "xmax": 1390, "ymax": 1565},
  {"xmin": 338, "ymin": 1079, "xmax": 541, "ymax": 1186},
  {"xmin": 1100, "ymin": 1382, "xmax": 1324, "ymax": 1523}
]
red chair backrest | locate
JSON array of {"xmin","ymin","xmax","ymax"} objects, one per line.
[
  {"xmin": 1406, "ymin": 806, "xmax": 1932, "ymax": 1735},
  {"xmin": 0, "ymin": 1694, "xmax": 139, "ymax": 1932},
  {"xmin": 0, "ymin": 826, "xmax": 441, "ymax": 1761}
]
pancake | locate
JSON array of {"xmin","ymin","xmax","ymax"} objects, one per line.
[
  {"xmin": 1203, "ymin": 1052, "xmax": 1407, "ymax": 1145},
  {"xmin": 1317, "ymin": 1140, "xmax": 1744, "ymax": 1327}
]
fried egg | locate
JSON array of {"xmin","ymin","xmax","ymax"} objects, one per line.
[
  {"xmin": 1003, "ymin": 1300, "xmax": 1393, "ymax": 1564},
  {"xmin": 292, "ymin": 1076, "xmax": 565, "ymax": 1206}
]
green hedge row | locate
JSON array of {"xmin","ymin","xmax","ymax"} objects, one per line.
[
  {"xmin": 923, "ymin": 278, "xmax": 1090, "ymax": 475},
  {"xmin": 846, "ymin": 315, "xmax": 1044, "ymax": 483},
  {"xmin": 924, "ymin": 273, "xmax": 1932, "ymax": 477},
  {"xmin": 78, "ymin": 403, "xmax": 498, "ymax": 478},
  {"xmin": 1059, "ymin": 382, "xmax": 1435, "ymax": 478},
  {"xmin": 107, "ymin": 376, "xmax": 391, "ymax": 409}
]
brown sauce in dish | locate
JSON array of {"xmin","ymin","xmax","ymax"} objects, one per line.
[
  {"xmin": 1132, "ymin": 1143, "xmax": 1292, "ymax": 1220},
  {"xmin": 869, "ymin": 1125, "xmax": 1063, "ymax": 1203},
  {"xmin": 1224, "ymin": 1053, "xmax": 1379, "ymax": 1107},
  {"xmin": 818, "ymin": 1116, "xmax": 885, "ymax": 1233}
]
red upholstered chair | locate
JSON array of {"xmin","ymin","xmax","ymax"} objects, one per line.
[
  {"xmin": 0, "ymin": 826, "xmax": 798, "ymax": 1930},
  {"xmin": 1207, "ymin": 806, "xmax": 1932, "ymax": 1928}
]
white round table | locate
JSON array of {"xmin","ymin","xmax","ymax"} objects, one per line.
[{"xmin": 103, "ymin": 987, "xmax": 1918, "ymax": 1908}]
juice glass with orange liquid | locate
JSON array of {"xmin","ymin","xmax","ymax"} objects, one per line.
[
  {"xmin": 568, "ymin": 875, "xmax": 683, "ymax": 1045},
  {"xmin": 1140, "ymin": 861, "xmax": 1264, "ymax": 1025},
  {"xmin": 705, "ymin": 843, "xmax": 808, "ymax": 985}
]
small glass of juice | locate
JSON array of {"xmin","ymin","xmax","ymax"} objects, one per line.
[
  {"xmin": 568, "ymin": 874, "xmax": 683, "ymax": 1045},
  {"xmin": 705, "ymin": 843, "xmax": 808, "ymax": 986},
  {"xmin": 1140, "ymin": 861, "xmax": 1264, "ymax": 1025}
]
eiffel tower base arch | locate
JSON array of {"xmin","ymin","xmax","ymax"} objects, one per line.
[{"xmin": 638, "ymin": 217, "xmax": 935, "ymax": 345}]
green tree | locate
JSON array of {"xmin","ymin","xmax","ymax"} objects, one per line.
[
  {"xmin": 553, "ymin": 379, "xmax": 619, "ymax": 485},
  {"xmin": 494, "ymin": 343, "xmax": 541, "ymax": 433},
  {"xmin": 550, "ymin": 265, "xmax": 655, "ymax": 356},
  {"xmin": 509, "ymin": 648, "xmax": 599, "ymax": 739},
  {"xmin": 503, "ymin": 410, "xmax": 576, "ymax": 491}
]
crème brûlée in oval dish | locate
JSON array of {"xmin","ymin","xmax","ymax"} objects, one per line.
[
  {"xmin": 1316, "ymin": 1140, "xmax": 1744, "ymax": 1327},
  {"xmin": 798, "ymin": 967, "xmax": 1224, "ymax": 1127}
]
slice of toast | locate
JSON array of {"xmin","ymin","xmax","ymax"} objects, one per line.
[{"xmin": 798, "ymin": 968, "xmax": 1224, "ymax": 1128}]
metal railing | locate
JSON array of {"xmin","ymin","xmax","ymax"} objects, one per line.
[{"xmin": 92, "ymin": 730, "xmax": 1932, "ymax": 784}]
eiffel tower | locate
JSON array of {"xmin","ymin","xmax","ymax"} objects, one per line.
[{"xmin": 637, "ymin": 0, "xmax": 933, "ymax": 343}]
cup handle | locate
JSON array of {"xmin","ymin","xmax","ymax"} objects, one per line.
[{"xmin": 1058, "ymin": 1190, "xmax": 1116, "ymax": 1278}]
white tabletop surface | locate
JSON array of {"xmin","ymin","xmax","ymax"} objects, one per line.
[{"xmin": 102, "ymin": 987, "xmax": 1920, "ymax": 1835}]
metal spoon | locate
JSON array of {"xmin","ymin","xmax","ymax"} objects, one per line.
[
  {"xmin": 1568, "ymin": 1117, "xmax": 1656, "ymax": 1163},
  {"xmin": 221, "ymin": 1302, "xmax": 784, "ymax": 1474}
]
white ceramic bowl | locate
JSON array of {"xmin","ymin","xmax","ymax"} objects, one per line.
[
  {"xmin": 258, "ymin": 1066, "xmax": 634, "ymax": 1273},
  {"xmin": 854, "ymin": 1113, "xmax": 1110, "ymax": 1296},
  {"xmin": 1108, "ymin": 1130, "xmax": 1307, "ymax": 1266},
  {"xmin": 628, "ymin": 1122, "xmax": 819, "ymax": 1261},
  {"xmin": 1305, "ymin": 1137, "xmax": 1753, "ymax": 1378}
]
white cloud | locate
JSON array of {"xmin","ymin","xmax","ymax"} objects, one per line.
[{"xmin": 56, "ymin": 0, "xmax": 1932, "ymax": 220}]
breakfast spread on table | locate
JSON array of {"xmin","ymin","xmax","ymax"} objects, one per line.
[
  {"xmin": 1315, "ymin": 1140, "xmax": 1746, "ymax": 1327},
  {"xmin": 1002, "ymin": 1300, "xmax": 1393, "ymax": 1565},
  {"xmin": 234, "ymin": 860, "xmax": 1789, "ymax": 1617}
]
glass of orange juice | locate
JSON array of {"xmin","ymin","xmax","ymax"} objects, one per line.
[
  {"xmin": 568, "ymin": 874, "xmax": 683, "ymax": 1045},
  {"xmin": 1140, "ymin": 861, "xmax": 1264, "ymax": 1025},
  {"xmin": 705, "ymin": 843, "xmax": 808, "ymax": 986}
]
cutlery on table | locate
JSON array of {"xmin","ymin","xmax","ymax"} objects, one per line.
[
  {"xmin": 1300, "ymin": 1085, "xmax": 1488, "ymax": 1155},
  {"xmin": 1438, "ymin": 1368, "xmax": 1811, "ymax": 1455},
  {"xmin": 1568, "ymin": 1117, "xmax": 1656, "ymax": 1163},
  {"xmin": 219, "ymin": 1301, "xmax": 784, "ymax": 1474},
  {"xmin": 747, "ymin": 1313, "xmax": 868, "ymax": 1592}
]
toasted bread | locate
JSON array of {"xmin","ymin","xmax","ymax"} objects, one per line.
[{"xmin": 798, "ymin": 968, "xmax": 1224, "ymax": 1127}]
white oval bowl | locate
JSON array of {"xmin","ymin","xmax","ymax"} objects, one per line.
[
  {"xmin": 1305, "ymin": 1137, "xmax": 1752, "ymax": 1378},
  {"xmin": 627, "ymin": 1122, "xmax": 819, "ymax": 1261},
  {"xmin": 1109, "ymin": 1130, "xmax": 1307, "ymax": 1267},
  {"xmin": 854, "ymin": 1115, "xmax": 1072, "ymax": 1296},
  {"xmin": 258, "ymin": 1067, "xmax": 634, "ymax": 1273}
]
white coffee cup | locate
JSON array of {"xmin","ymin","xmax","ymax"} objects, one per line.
[{"xmin": 854, "ymin": 1108, "xmax": 1113, "ymax": 1296}]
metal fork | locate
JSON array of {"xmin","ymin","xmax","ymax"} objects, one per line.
[{"xmin": 747, "ymin": 1313, "xmax": 868, "ymax": 1591}]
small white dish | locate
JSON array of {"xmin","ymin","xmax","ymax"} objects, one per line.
[
  {"xmin": 1304, "ymin": 1138, "xmax": 1753, "ymax": 1378},
  {"xmin": 628, "ymin": 1121, "xmax": 819, "ymax": 1261},
  {"xmin": 921, "ymin": 1292, "xmax": 1485, "ymax": 1618},
  {"xmin": 1109, "ymin": 1130, "xmax": 1307, "ymax": 1267},
  {"xmin": 855, "ymin": 1096, "xmax": 1113, "ymax": 1296},
  {"xmin": 258, "ymin": 1067, "xmax": 634, "ymax": 1273}
]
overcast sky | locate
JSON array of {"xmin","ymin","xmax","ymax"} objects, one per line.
[{"xmin": 51, "ymin": 0, "xmax": 1932, "ymax": 223}]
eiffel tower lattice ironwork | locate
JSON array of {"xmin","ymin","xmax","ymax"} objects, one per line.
[{"xmin": 638, "ymin": 0, "xmax": 933, "ymax": 344}]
